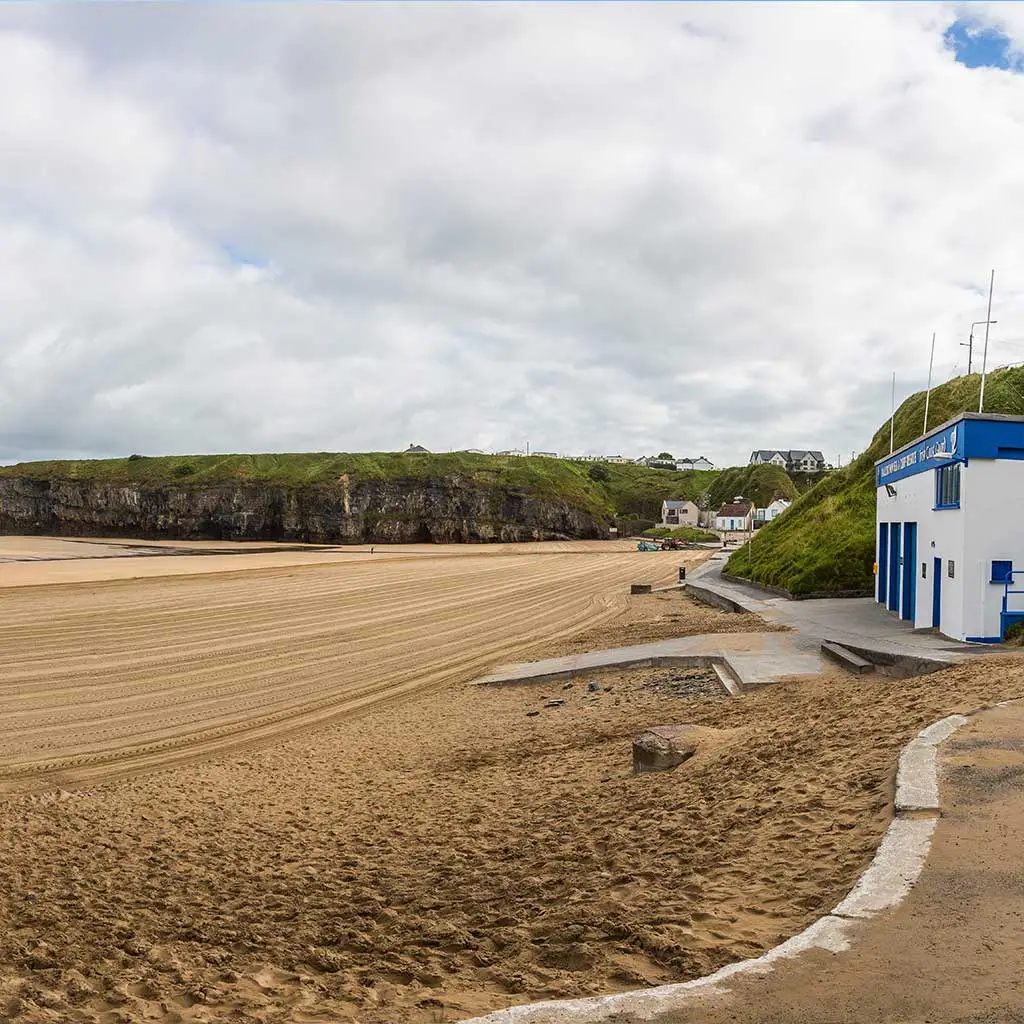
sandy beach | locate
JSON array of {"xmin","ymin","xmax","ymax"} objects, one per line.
[
  {"xmin": 2, "ymin": 539, "xmax": 1022, "ymax": 1023},
  {"xmin": 0, "ymin": 540, "xmax": 704, "ymax": 790}
]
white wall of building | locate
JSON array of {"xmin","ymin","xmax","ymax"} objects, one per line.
[
  {"xmin": 962, "ymin": 459, "xmax": 1024, "ymax": 639},
  {"xmin": 876, "ymin": 456, "xmax": 1024, "ymax": 641}
]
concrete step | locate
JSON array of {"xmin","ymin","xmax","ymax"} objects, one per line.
[
  {"xmin": 820, "ymin": 640, "xmax": 875, "ymax": 675},
  {"xmin": 712, "ymin": 660, "xmax": 742, "ymax": 697}
]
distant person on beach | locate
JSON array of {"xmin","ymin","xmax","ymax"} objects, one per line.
[{"xmin": 370, "ymin": 547, "xmax": 374, "ymax": 554}]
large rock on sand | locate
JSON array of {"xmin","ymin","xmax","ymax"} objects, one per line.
[{"xmin": 632, "ymin": 725, "xmax": 718, "ymax": 774}]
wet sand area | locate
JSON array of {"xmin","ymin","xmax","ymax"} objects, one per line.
[{"xmin": 2, "ymin": 548, "xmax": 1024, "ymax": 1022}]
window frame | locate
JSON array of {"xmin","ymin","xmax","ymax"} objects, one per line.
[
  {"xmin": 992, "ymin": 560, "xmax": 1013, "ymax": 584},
  {"xmin": 934, "ymin": 462, "xmax": 961, "ymax": 510}
]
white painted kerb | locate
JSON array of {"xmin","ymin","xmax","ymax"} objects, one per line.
[
  {"xmin": 462, "ymin": 712, "xmax": 970, "ymax": 1024},
  {"xmin": 895, "ymin": 715, "xmax": 968, "ymax": 813}
]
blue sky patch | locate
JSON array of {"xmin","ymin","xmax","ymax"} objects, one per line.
[
  {"xmin": 222, "ymin": 243, "xmax": 268, "ymax": 269},
  {"xmin": 945, "ymin": 19, "xmax": 1020, "ymax": 70}
]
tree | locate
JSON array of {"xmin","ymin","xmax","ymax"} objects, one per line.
[
  {"xmin": 588, "ymin": 463, "xmax": 609, "ymax": 482},
  {"xmin": 657, "ymin": 452, "xmax": 674, "ymax": 460}
]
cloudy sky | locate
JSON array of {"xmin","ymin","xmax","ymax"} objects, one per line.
[{"xmin": 2, "ymin": 3, "xmax": 1024, "ymax": 469}]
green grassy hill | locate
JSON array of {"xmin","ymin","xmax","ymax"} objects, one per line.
[
  {"xmin": 724, "ymin": 367, "xmax": 1024, "ymax": 595},
  {"xmin": 707, "ymin": 463, "xmax": 798, "ymax": 510},
  {"xmin": 0, "ymin": 451, "xmax": 718, "ymax": 527}
]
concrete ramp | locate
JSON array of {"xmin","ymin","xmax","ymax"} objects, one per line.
[{"xmin": 475, "ymin": 631, "xmax": 821, "ymax": 693}]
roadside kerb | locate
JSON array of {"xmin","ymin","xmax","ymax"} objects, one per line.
[
  {"xmin": 461, "ymin": 710, "xmax": 977, "ymax": 1024},
  {"xmin": 820, "ymin": 640, "xmax": 875, "ymax": 675},
  {"xmin": 683, "ymin": 582, "xmax": 746, "ymax": 614}
]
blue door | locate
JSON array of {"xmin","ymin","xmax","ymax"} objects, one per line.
[
  {"xmin": 932, "ymin": 557, "xmax": 942, "ymax": 629},
  {"xmin": 888, "ymin": 522, "xmax": 901, "ymax": 612},
  {"xmin": 901, "ymin": 522, "xmax": 917, "ymax": 622},
  {"xmin": 878, "ymin": 523, "xmax": 888, "ymax": 605}
]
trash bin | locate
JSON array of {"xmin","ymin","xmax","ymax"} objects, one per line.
[{"xmin": 678, "ymin": 566, "xmax": 686, "ymax": 582}]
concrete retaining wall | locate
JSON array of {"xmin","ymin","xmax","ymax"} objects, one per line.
[{"xmin": 719, "ymin": 571, "xmax": 872, "ymax": 601}]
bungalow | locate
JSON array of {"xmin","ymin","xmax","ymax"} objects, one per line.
[
  {"xmin": 661, "ymin": 499, "xmax": 699, "ymax": 528},
  {"xmin": 754, "ymin": 497, "xmax": 791, "ymax": 525},
  {"xmin": 715, "ymin": 500, "xmax": 753, "ymax": 532}
]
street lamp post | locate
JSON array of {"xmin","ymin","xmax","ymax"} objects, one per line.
[{"xmin": 962, "ymin": 317, "xmax": 997, "ymax": 376}]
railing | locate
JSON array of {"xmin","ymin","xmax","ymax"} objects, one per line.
[{"xmin": 1000, "ymin": 569, "xmax": 1024, "ymax": 637}]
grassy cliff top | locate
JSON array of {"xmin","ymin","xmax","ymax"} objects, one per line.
[
  {"xmin": 0, "ymin": 451, "xmax": 719, "ymax": 523},
  {"xmin": 725, "ymin": 366, "xmax": 1024, "ymax": 595}
]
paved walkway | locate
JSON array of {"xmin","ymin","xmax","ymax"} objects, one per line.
[
  {"xmin": 688, "ymin": 553, "xmax": 980, "ymax": 663},
  {"xmin": 654, "ymin": 699, "xmax": 1024, "ymax": 1023},
  {"xmin": 478, "ymin": 552, "xmax": 988, "ymax": 692}
]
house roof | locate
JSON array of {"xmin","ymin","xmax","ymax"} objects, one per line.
[
  {"xmin": 752, "ymin": 449, "xmax": 824, "ymax": 463},
  {"xmin": 662, "ymin": 499, "xmax": 695, "ymax": 509},
  {"xmin": 404, "ymin": 444, "xmax": 430, "ymax": 453},
  {"xmin": 717, "ymin": 501, "xmax": 752, "ymax": 516}
]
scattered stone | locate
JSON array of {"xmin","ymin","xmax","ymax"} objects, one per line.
[
  {"xmin": 632, "ymin": 725, "xmax": 707, "ymax": 774},
  {"xmin": 562, "ymin": 681, "xmax": 574, "ymax": 690},
  {"xmin": 544, "ymin": 699, "xmax": 565, "ymax": 708},
  {"xmin": 587, "ymin": 681, "xmax": 599, "ymax": 693},
  {"xmin": 526, "ymin": 711, "xmax": 540, "ymax": 718},
  {"xmin": 642, "ymin": 668, "xmax": 723, "ymax": 699}
]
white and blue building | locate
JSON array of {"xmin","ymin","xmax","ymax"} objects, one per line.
[{"xmin": 875, "ymin": 412, "xmax": 1024, "ymax": 643}]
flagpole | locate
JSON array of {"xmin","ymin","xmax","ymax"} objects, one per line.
[
  {"xmin": 979, "ymin": 269, "xmax": 995, "ymax": 412},
  {"xmin": 889, "ymin": 371, "xmax": 896, "ymax": 454},
  {"xmin": 923, "ymin": 332, "xmax": 936, "ymax": 434}
]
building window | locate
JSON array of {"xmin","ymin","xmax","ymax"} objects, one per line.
[
  {"xmin": 992, "ymin": 560, "xmax": 1013, "ymax": 584},
  {"xmin": 922, "ymin": 562, "xmax": 927, "ymax": 579},
  {"xmin": 948, "ymin": 559, "xmax": 955, "ymax": 579},
  {"xmin": 935, "ymin": 463, "xmax": 961, "ymax": 509}
]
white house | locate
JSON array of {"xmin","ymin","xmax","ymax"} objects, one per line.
[
  {"xmin": 875, "ymin": 412, "xmax": 1024, "ymax": 642},
  {"xmin": 714, "ymin": 500, "xmax": 753, "ymax": 532},
  {"xmin": 750, "ymin": 450, "xmax": 826, "ymax": 473},
  {"xmin": 676, "ymin": 456, "xmax": 715, "ymax": 471},
  {"xmin": 661, "ymin": 499, "xmax": 699, "ymax": 527},
  {"xmin": 755, "ymin": 497, "xmax": 791, "ymax": 524}
]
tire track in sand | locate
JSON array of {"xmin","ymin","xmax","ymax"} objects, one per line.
[{"xmin": 0, "ymin": 547, "xmax": 697, "ymax": 791}]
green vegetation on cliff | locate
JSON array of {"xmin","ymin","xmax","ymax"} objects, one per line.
[
  {"xmin": 0, "ymin": 451, "xmax": 718, "ymax": 526},
  {"xmin": 724, "ymin": 368, "xmax": 1024, "ymax": 595},
  {"xmin": 706, "ymin": 463, "xmax": 798, "ymax": 510}
]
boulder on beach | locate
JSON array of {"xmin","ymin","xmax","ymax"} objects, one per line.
[{"xmin": 632, "ymin": 724, "xmax": 726, "ymax": 774}]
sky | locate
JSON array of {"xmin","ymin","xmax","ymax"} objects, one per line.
[{"xmin": 2, "ymin": 3, "xmax": 1024, "ymax": 470}]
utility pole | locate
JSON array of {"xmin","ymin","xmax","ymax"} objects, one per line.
[
  {"xmin": 979, "ymin": 269, "xmax": 996, "ymax": 412},
  {"xmin": 963, "ymin": 317, "xmax": 997, "ymax": 376},
  {"xmin": 924, "ymin": 332, "xmax": 936, "ymax": 434}
]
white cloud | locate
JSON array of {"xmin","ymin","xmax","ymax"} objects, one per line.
[{"xmin": 1, "ymin": 2, "xmax": 1024, "ymax": 469}]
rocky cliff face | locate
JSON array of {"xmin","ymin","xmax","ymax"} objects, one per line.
[{"xmin": 0, "ymin": 475, "xmax": 607, "ymax": 543}]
